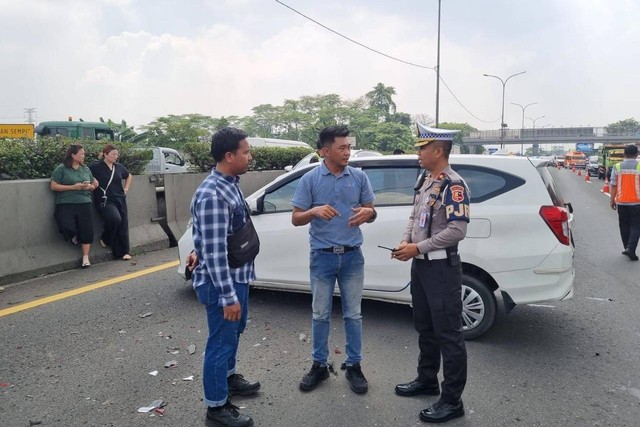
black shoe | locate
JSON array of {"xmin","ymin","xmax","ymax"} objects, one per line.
[
  {"xmin": 344, "ymin": 363, "xmax": 369, "ymax": 394},
  {"xmin": 227, "ymin": 374, "xmax": 261, "ymax": 397},
  {"xmin": 419, "ymin": 399, "xmax": 464, "ymax": 424},
  {"xmin": 299, "ymin": 362, "xmax": 330, "ymax": 392},
  {"xmin": 622, "ymin": 249, "xmax": 630, "ymax": 256},
  {"xmin": 395, "ymin": 379, "xmax": 440, "ymax": 397},
  {"xmin": 629, "ymin": 254, "xmax": 639, "ymax": 261},
  {"xmin": 206, "ymin": 400, "xmax": 253, "ymax": 427}
]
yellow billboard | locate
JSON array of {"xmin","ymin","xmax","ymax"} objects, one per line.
[{"xmin": 0, "ymin": 124, "xmax": 35, "ymax": 139}]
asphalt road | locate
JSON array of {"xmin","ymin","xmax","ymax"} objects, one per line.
[{"xmin": 1, "ymin": 166, "xmax": 639, "ymax": 426}]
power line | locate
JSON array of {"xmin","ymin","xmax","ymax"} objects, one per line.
[
  {"xmin": 274, "ymin": 0, "xmax": 495, "ymax": 124},
  {"xmin": 274, "ymin": 0, "xmax": 434, "ymax": 70},
  {"xmin": 438, "ymin": 76, "xmax": 499, "ymax": 124}
]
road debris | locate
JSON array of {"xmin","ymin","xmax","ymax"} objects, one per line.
[
  {"xmin": 586, "ymin": 297, "xmax": 614, "ymax": 302},
  {"xmin": 0, "ymin": 286, "xmax": 5, "ymax": 293},
  {"xmin": 187, "ymin": 344, "xmax": 196, "ymax": 355},
  {"xmin": 137, "ymin": 399, "xmax": 164, "ymax": 413},
  {"xmin": 299, "ymin": 333, "xmax": 307, "ymax": 342},
  {"xmin": 154, "ymin": 407, "xmax": 165, "ymax": 416},
  {"xmin": 149, "ymin": 370, "xmax": 158, "ymax": 376},
  {"xmin": 182, "ymin": 375, "xmax": 194, "ymax": 381},
  {"xmin": 334, "ymin": 346, "xmax": 342, "ymax": 354},
  {"xmin": 526, "ymin": 304, "xmax": 555, "ymax": 308},
  {"xmin": 164, "ymin": 360, "xmax": 178, "ymax": 368},
  {"xmin": 138, "ymin": 312, "xmax": 153, "ymax": 318},
  {"xmin": 29, "ymin": 421, "xmax": 42, "ymax": 426},
  {"xmin": 252, "ymin": 343, "xmax": 261, "ymax": 347}
]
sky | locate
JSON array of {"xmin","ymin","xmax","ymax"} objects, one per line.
[{"xmin": 2, "ymin": 0, "xmax": 639, "ymax": 132}]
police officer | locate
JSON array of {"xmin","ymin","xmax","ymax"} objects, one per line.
[{"xmin": 391, "ymin": 125, "xmax": 470, "ymax": 424}]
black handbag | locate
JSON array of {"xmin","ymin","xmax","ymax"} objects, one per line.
[{"xmin": 227, "ymin": 216, "xmax": 260, "ymax": 268}]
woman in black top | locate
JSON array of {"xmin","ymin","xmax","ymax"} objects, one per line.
[{"xmin": 89, "ymin": 144, "xmax": 133, "ymax": 260}]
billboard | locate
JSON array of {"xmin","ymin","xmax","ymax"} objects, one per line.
[{"xmin": 0, "ymin": 124, "xmax": 34, "ymax": 139}]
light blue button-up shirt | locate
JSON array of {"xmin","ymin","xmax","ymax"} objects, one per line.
[{"xmin": 292, "ymin": 162, "xmax": 375, "ymax": 250}]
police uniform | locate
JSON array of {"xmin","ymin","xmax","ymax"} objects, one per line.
[{"xmin": 403, "ymin": 128, "xmax": 470, "ymax": 406}]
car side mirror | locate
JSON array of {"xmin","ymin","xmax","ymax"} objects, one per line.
[{"xmin": 284, "ymin": 165, "xmax": 293, "ymax": 172}]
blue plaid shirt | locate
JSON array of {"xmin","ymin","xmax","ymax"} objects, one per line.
[{"xmin": 190, "ymin": 170, "xmax": 255, "ymax": 306}]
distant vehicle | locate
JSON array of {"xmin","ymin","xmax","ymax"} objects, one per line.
[
  {"xmin": 554, "ymin": 155, "xmax": 565, "ymax": 167},
  {"xmin": 597, "ymin": 144, "xmax": 627, "ymax": 180},
  {"xmin": 564, "ymin": 151, "xmax": 587, "ymax": 169},
  {"xmin": 145, "ymin": 147, "xmax": 189, "ymax": 174},
  {"xmin": 246, "ymin": 137, "xmax": 311, "ymax": 149},
  {"xmin": 35, "ymin": 120, "xmax": 114, "ymax": 140},
  {"xmin": 587, "ymin": 155, "xmax": 599, "ymax": 176}
]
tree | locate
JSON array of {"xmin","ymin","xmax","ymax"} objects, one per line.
[
  {"xmin": 99, "ymin": 118, "xmax": 140, "ymax": 143},
  {"xmin": 140, "ymin": 114, "xmax": 216, "ymax": 148},
  {"xmin": 365, "ymin": 83, "xmax": 397, "ymax": 120},
  {"xmin": 605, "ymin": 118, "xmax": 639, "ymax": 135}
]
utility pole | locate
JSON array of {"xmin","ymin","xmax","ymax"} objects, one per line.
[
  {"xmin": 24, "ymin": 108, "xmax": 37, "ymax": 124},
  {"xmin": 435, "ymin": 0, "xmax": 442, "ymax": 127}
]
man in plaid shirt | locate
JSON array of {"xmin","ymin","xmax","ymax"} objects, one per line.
[{"xmin": 190, "ymin": 127, "xmax": 259, "ymax": 427}]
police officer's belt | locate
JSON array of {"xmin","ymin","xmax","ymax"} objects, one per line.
[{"xmin": 319, "ymin": 246, "xmax": 359, "ymax": 254}]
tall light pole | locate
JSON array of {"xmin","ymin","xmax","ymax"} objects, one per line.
[
  {"xmin": 527, "ymin": 115, "xmax": 545, "ymax": 156},
  {"xmin": 435, "ymin": 0, "xmax": 442, "ymax": 127},
  {"xmin": 512, "ymin": 102, "xmax": 537, "ymax": 155},
  {"xmin": 483, "ymin": 71, "xmax": 527, "ymax": 148}
]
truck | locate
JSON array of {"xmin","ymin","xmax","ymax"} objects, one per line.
[
  {"xmin": 596, "ymin": 143, "xmax": 639, "ymax": 180},
  {"xmin": 34, "ymin": 120, "xmax": 114, "ymax": 140},
  {"xmin": 144, "ymin": 147, "xmax": 189, "ymax": 174},
  {"xmin": 564, "ymin": 151, "xmax": 587, "ymax": 170}
]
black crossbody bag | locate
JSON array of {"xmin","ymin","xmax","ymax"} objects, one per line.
[{"xmin": 227, "ymin": 204, "xmax": 260, "ymax": 268}]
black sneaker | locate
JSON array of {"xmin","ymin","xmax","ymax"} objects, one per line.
[
  {"xmin": 206, "ymin": 400, "xmax": 253, "ymax": 427},
  {"xmin": 344, "ymin": 363, "xmax": 369, "ymax": 394},
  {"xmin": 299, "ymin": 362, "xmax": 330, "ymax": 391},
  {"xmin": 228, "ymin": 374, "xmax": 261, "ymax": 397}
]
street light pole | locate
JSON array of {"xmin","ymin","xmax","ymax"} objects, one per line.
[
  {"xmin": 512, "ymin": 102, "xmax": 537, "ymax": 155},
  {"xmin": 527, "ymin": 115, "xmax": 545, "ymax": 156},
  {"xmin": 435, "ymin": 0, "xmax": 442, "ymax": 127},
  {"xmin": 483, "ymin": 71, "xmax": 527, "ymax": 148}
]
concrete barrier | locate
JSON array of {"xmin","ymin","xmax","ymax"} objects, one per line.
[
  {"xmin": 0, "ymin": 176, "xmax": 168, "ymax": 285},
  {"xmin": 0, "ymin": 170, "xmax": 285, "ymax": 285},
  {"xmin": 164, "ymin": 170, "xmax": 285, "ymax": 244}
]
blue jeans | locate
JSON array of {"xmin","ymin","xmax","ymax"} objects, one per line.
[
  {"xmin": 195, "ymin": 281, "xmax": 249, "ymax": 407},
  {"xmin": 309, "ymin": 249, "xmax": 364, "ymax": 366}
]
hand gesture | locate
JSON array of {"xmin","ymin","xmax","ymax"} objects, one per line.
[
  {"xmin": 313, "ymin": 205, "xmax": 340, "ymax": 221},
  {"xmin": 392, "ymin": 241, "xmax": 419, "ymax": 262},
  {"xmin": 348, "ymin": 206, "xmax": 374, "ymax": 227}
]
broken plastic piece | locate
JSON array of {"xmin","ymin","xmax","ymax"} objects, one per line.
[
  {"xmin": 299, "ymin": 333, "xmax": 307, "ymax": 342},
  {"xmin": 138, "ymin": 399, "xmax": 164, "ymax": 413},
  {"xmin": 139, "ymin": 312, "xmax": 153, "ymax": 318},
  {"xmin": 164, "ymin": 360, "xmax": 178, "ymax": 368},
  {"xmin": 182, "ymin": 375, "xmax": 194, "ymax": 381},
  {"xmin": 149, "ymin": 370, "xmax": 158, "ymax": 376},
  {"xmin": 187, "ymin": 344, "xmax": 196, "ymax": 355}
]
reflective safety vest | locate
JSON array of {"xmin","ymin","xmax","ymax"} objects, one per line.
[{"xmin": 614, "ymin": 161, "xmax": 640, "ymax": 204}]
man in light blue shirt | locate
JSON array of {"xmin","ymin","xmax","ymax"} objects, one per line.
[{"xmin": 291, "ymin": 125, "xmax": 376, "ymax": 394}]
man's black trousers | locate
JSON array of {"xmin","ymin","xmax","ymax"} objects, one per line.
[{"xmin": 410, "ymin": 258, "xmax": 467, "ymax": 404}]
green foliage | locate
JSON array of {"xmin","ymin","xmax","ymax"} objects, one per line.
[
  {"xmin": 0, "ymin": 137, "xmax": 152, "ymax": 179},
  {"xmin": 181, "ymin": 141, "xmax": 313, "ymax": 173},
  {"xmin": 605, "ymin": 118, "xmax": 639, "ymax": 135},
  {"xmin": 140, "ymin": 114, "xmax": 219, "ymax": 148},
  {"xmin": 366, "ymin": 83, "xmax": 397, "ymax": 120}
]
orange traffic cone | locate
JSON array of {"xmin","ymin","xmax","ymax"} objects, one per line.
[
  {"xmin": 602, "ymin": 177, "xmax": 609, "ymax": 193},
  {"xmin": 584, "ymin": 172, "xmax": 590, "ymax": 182}
]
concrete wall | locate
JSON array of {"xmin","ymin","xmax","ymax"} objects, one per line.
[
  {"xmin": 0, "ymin": 170, "xmax": 285, "ymax": 285},
  {"xmin": 164, "ymin": 170, "xmax": 284, "ymax": 243}
]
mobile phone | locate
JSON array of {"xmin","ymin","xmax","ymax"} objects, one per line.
[{"xmin": 377, "ymin": 245, "xmax": 397, "ymax": 252}]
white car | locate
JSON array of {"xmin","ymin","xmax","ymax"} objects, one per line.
[
  {"xmin": 284, "ymin": 149, "xmax": 383, "ymax": 172},
  {"xmin": 178, "ymin": 155, "xmax": 575, "ymax": 339}
]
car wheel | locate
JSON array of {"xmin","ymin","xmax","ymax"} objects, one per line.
[{"xmin": 461, "ymin": 274, "xmax": 497, "ymax": 340}]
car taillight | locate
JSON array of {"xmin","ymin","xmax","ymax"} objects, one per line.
[{"xmin": 539, "ymin": 206, "xmax": 570, "ymax": 245}]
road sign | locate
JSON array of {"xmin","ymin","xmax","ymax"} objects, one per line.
[{"xmin": 0, "ymin": 124, "xmax": 35, "ymax": 139}]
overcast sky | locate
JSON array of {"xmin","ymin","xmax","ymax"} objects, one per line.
[{"xmin": 2, "ymin": 0, "xmax": 638, "ymax": 132}]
